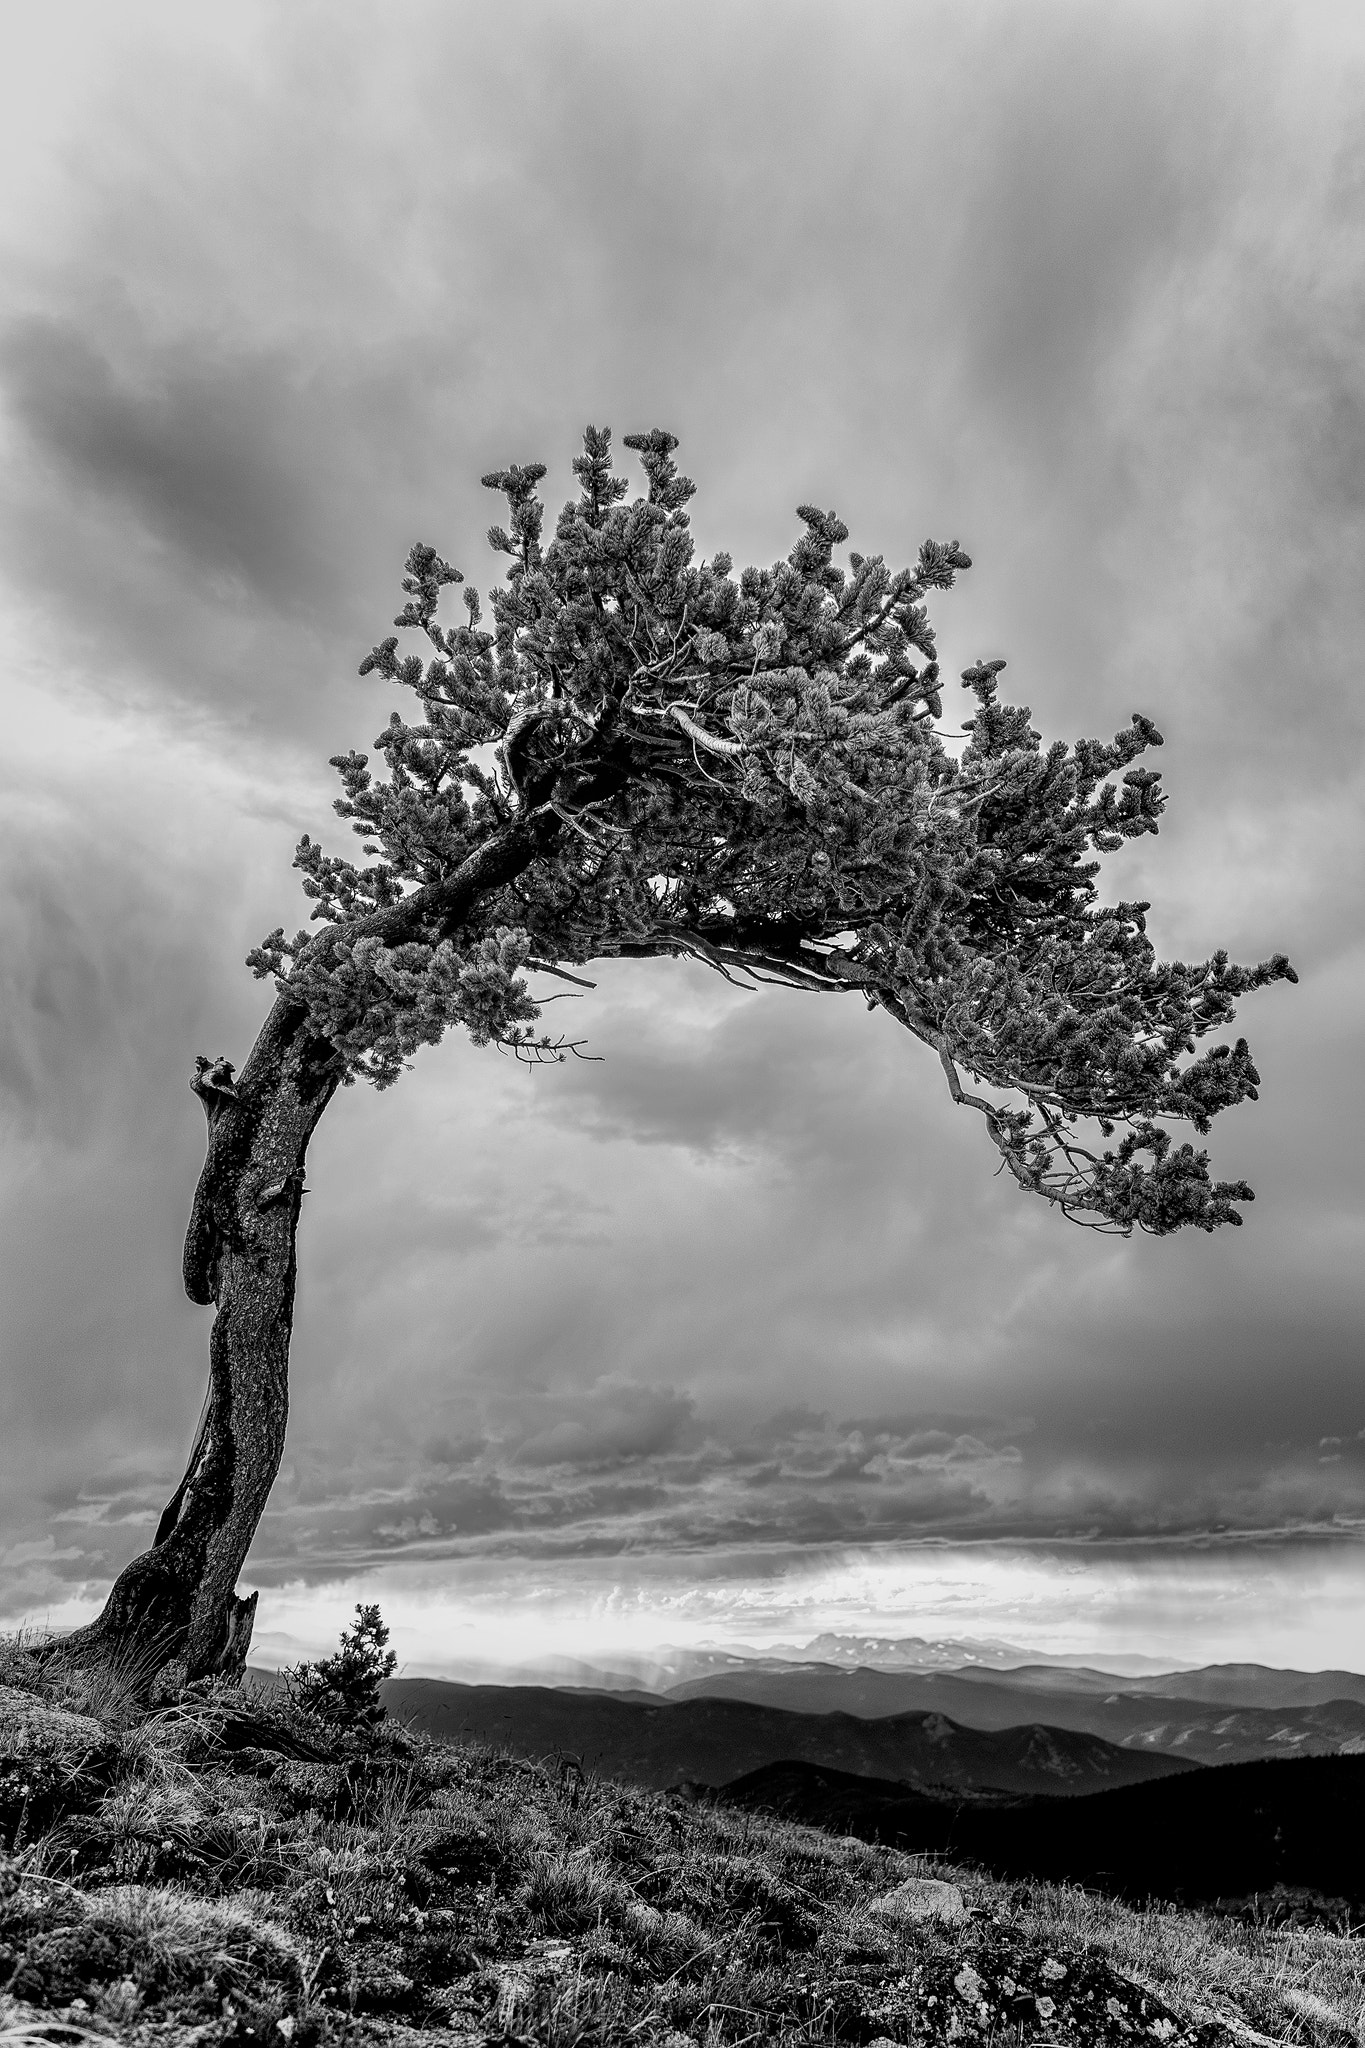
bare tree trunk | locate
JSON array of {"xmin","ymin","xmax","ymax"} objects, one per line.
[
  {"xmin": 59, "ymin": 995, "xmax": 341, "ymax": 1696},
  {"xmin": 58, "ymin": 819, "xmax": 554, "ymax": 1698}
]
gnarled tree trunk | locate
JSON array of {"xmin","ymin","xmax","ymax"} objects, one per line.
[
  {"xmin": 59, "ymin": 996, "xmax": 341, "ymax": 1695},
  {"xmin": 59, "ymin": 819, "xmax": 553, "ymax": 1699}
]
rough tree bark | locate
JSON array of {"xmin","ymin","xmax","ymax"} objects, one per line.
[
  {"xmin": 59, "ymin": 819, "xmax": 553, "ymax": 1696},
  {"xmin": 57, "ymin": 996, "xmax": 341, "ymax": 1694}
]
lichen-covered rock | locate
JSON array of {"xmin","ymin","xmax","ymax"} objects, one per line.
[
  {"xmin": 862, "ymin": 1934, "xmax": 1231, "ymax": 2048},
  {"xmin": 0, "ymin": 1685, "xmax": 115, "ymax": 1839},
  {"xmin": 871, "ymin": 1875, "xmax": 968, "ymax": 1926}
]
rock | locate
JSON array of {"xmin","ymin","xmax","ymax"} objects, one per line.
[
  {"xmin": 0, "ymin": 1685, "xmax": 106, "ymax": 1758},
  {"xmin": 0, "ymin": 1685, "xmax": 114, "ymax": 1837},
  {"xmin": 870, "ymin": 1875, "xmax": 967, "ymax": 1927},
  {"xmin": 352, "ymin": 1967, "xmax": 417, "ymax": 2016},
  {"xmin": 528, "ymin": 1938, "xmax": 574, "ymax": 1971},
  {"xmin": 954, "ymin": 1965, "xmax": 984, "ymax": 2003}
]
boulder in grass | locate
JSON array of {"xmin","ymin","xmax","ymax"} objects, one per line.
[
  {"xmin": 869, "ymin": 1875, "xmax": 967, "ymax": 1927},
  {"xmin": 0, "ymin": 1685, "xmax": 114, "ymax": 1837}
]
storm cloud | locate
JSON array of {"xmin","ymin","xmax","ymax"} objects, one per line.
[{"xmin": 1, "ymin": 0, "xmax": 1361, "ymax": 1667}]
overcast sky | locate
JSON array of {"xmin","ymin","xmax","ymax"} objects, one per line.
[{"xmin": 1, "ymin": 0, "xmax": 1362, "ymax": 1675}]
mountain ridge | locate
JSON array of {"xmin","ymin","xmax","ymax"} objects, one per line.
[
  {"xmin": 658, "ymin": 1662, "xmax": 1365, "ymax": 1767},
  {"xmin": 382, "ymin": 1677, "xmax": 1195, "ymax": 1797}
]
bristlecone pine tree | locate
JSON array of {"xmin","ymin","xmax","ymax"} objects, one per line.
[{"xmin": 60, "ymin": 429, "xmax": 1295, "ymax": 1691}]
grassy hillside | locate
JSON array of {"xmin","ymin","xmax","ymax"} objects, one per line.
[
  {"xmin": 721, "ymin": 1757, "xmax": 1365, "ymax": 1917},
  {"xmin": 0, "ymin": 1642, "xmax": 1363, "ymax": 2045}
]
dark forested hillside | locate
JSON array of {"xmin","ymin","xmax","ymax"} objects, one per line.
[
  {"xmin": 383, "ymin": 1679, "xmax": 1194, "ymax": 1797},
  {"xmin": 721, "ymin": 1753, "xmax": 1365, "ymax": 1915}
]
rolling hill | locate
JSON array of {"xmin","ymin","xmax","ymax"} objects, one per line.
[
  {"xmin": 720, "ymin": 1751, "xmax": 1365, "ymax": 1914},
  {"xmin": 382, "ymin": 1678, "xmax": 1194, "ymax": 1796}
]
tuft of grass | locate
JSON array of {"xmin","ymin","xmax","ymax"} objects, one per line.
[
  {"xmin": 2, "ymin": 1629, "xmax": 1364, "ymax": 2045},
  {"xmin": 1002, "ymin": 1878, "xmax": 1365, "ymax": 2045}
]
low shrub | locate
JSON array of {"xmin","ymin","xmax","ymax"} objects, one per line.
[{"xmin": 283, "ymin": 1605, "xmax": 396, "ymax": 1733}]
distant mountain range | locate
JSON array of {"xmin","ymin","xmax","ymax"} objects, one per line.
[
  {"xmin": 255, "ymin": 1643, "xmax": 1365, "ymax": 1788},
  {"xmin": 949, "ymin": 1660, "xmax": 1365, "ymax": 1708},
  {"xmin": 659, "ymin": 1662, "xmax": 1365, "ymax": 1767},
  {"xmin": 720, "ymin": 1752, "xmax": 1365, "ymax": 1915},
  {"xmin": 373, "ymin": 1635, "xmax": 1365, "ymax": 1710},
  {"xmin": 772, "ymin": 1633, "xmax": 1195, "ymax": 1676},
  {"xmin": 382, "ymin": 1678, "xmax": 1194, "ymax": 1797},
  {"xmin": 446, "ymin": 1634, "xmax": 1198, "ymax": 1692}
]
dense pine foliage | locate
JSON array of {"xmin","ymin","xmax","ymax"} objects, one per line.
[
  {"xmin": 284, "ymin": 1606, "xmax": 396, "ymax": 1733},
  {"xmin": 249, "ymin": 429, "xmax": 1292, "ymax": 1233}
]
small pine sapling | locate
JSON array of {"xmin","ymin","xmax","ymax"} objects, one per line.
[{"xmin": 285, "ymin": 1604, "xmax": 397, "ymax": 1730}]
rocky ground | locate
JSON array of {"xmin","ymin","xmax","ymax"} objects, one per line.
[{"xmin": 1, "ymin": 1650, "xmax": 1362, "ymax": 2046}]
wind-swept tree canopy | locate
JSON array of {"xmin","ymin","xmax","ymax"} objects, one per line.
[
  {"xmin": 252, "ymin": 426, "xmax": 1293, "ymax": 1234},
  {"xmin": 61, "ymin": 427, "xmax": 1294, "ymax": 1697}
]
